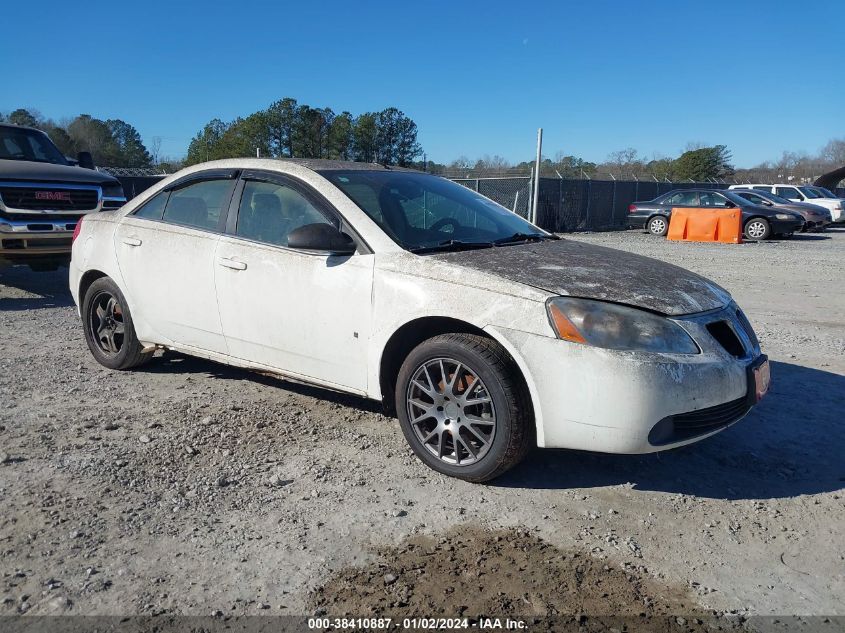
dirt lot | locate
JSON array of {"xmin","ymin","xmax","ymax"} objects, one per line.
[{"xmin": 1, "ymin": 228, "xmax": 843, "ymax": 626}]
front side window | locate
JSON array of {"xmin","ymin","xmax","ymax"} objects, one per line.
[
  {"xmin": 776, "ymin": 187, "xmax": 801, "ymax": 200},
  {"xmin": 236, "ymin": 180, "xmax": 333, "ymax": 247},
  {"xmin": 320, "ymin": 170, "xmax": 546, "ymax": 251},
  {"xmin": 162, "ymin": 179, "xmax": 233, "ymax": 231},
  {"xmin": 798, "ymin": 186, "xmax": 822, "ymax": 199},
  {"xmin": 737, "ymin": 192, "xmax": 764, "ymax": 205}
]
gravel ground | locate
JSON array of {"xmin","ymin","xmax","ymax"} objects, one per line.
[{"xmin": 1, "ymin": 228, "xmax": 843, "ymax": 624}]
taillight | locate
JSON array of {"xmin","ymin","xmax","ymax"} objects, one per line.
[
  {"xmin": 72, "ymin": 216, "xmax": 84, "ymax": 243},
  {"xmin": 628, "ymin": 204, "xmax": 637, "ymax": 213}
]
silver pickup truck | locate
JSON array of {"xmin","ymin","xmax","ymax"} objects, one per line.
[{"xmin": 0, "ymin": 123, "xmax": 126, "ymax": 271}]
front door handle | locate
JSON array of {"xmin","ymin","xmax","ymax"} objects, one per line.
[
  {"xmin": 121, "ymin": 237, "xmax": 142, "ymax": 247},
  {"xmin": 218, "ymin": 257, "xmax": 247, "ymax": 271}
]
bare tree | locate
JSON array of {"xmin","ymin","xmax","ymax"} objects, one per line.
[{"xmin": 150, "ymin": 136, "xmax": 162, "ymax": 166}]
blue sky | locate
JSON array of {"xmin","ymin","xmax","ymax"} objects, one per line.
[{"xmin": 2, "ymin": 0, "xmax": 843, "ymax": 166}]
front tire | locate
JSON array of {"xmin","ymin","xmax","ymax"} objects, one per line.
[
  {"xmin": 395, "ymin": 333, "xmax": 534, "ymax": 482},
  {"xmin": 82, "ymin": 277, "xmax": 152, "ymax": 370},
  {"xmin": 647, "ymin": 215, "xmax": 669, "ymax": 237},
  {"xmin": 744, "ymin": 218, "xmax": 771, "ymax": 241}
]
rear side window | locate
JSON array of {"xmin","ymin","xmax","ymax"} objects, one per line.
[
  {"xmin": 752, "ymin": 186, "xmax": 771, "ymax": 192},
  {"xmin": 699, "ymin": 192, "xmax": 730, "ymax": 207},
  {"xmin": 664, "ymin": 191, "xmax": 698, "ymax": 206},
  {"xmin": 162, "ymin": 179, "xmax": 234, "ymax": 231},
  {"xmin": 133, "ymin": 191, "xmax": 169, "ymax": 220}
]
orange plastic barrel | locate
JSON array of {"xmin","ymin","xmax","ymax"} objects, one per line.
[{"xmin": 667, "ymin": 207, "xmax": 742, "ymax": 243}]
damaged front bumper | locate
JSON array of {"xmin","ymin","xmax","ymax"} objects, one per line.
[{"xmin": 488, "ymin": 303, "xmax": 767, "ymax": 454}]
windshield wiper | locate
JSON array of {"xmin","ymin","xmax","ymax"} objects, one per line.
[
  {"xmin": 409, "ymin": 239, "xmax": 495, "ymax": 254},
  {"xmin": 492, "ymin": 232, "xmax": 557, "ymax": 246}
]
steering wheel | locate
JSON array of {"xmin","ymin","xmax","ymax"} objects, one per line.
[{"xmin": 430, "ymin": 217, "xmax": 459, "ymax": 233}]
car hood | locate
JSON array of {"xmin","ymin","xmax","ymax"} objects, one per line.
[
  {"xmin": 779, "ymin": 202, "xmax": 828, "ymax": 216},
  {"xmin": 0, "ymin": 159, "xmax": 119, "ymax": 184},
  {"xmin": 430, "ymin": 239, "xmax": 732, "ymax": 316}
]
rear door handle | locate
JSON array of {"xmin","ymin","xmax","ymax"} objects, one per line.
[
  {"xmin": 121, "ymin": 237, "xmax": 142, "ymax": 247},
  {"xmin": 218, "ymin": 257, "xmax": 247, "ymax": 271}
]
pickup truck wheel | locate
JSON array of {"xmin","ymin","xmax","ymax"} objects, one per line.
[
  {"xmin": 744, "ymin": 218, "xmax": 771, "ymax": 241},
  {"xmin": 395, "ymin": 333, "xmax": 534, "ymax": 482},
  {"xmin": 647, "ymin": 216, "xmax": 669, "ymax": 236},
  {"xmin": 82, "ymin": 277, "xmax": 152, "ymax": 370}
]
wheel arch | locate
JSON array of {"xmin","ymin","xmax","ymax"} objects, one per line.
[
  {"xmin": 377, "ymin": 317, "xmax": 534, "ymax": 423},
  {"xmin": 78, "ymin": 269, "xmax": 109, "ymax": 304}
]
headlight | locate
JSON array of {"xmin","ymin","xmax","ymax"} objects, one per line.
[
  {"xmin": 546, "ymin": 297, "xmax": 699, "ymax": 354},
  {"xmin": 774, "ymin": 213, "xmax": 795, "ymax": 220},
  {"xmin": 101, "ymin": 182, "xmax": 125, "ymax": 198}
]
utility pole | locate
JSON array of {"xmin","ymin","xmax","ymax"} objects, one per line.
[{"xmin": 532, "ymin": 128, "xmax": 542, "ymax": 225}]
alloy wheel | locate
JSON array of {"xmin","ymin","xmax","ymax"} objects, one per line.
[
  {"xmin": 746, "ymin": 221, "xmax": 767, "ymax": 239},
  {"xmin": 649, "ymin": 218, "xmax": 667, "ymax": 235},
  {"xmin": 88, "ymin": 291, "xmax": 125, "ymax": 355},
  {"xmin": 405, "ymin": 357, "xmax": 496, "ymax": 466}
]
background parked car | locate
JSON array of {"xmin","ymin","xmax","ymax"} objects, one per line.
[
  {"xmin": 0, "ymin": 123, "xmax": 126, "ymax": 272},
  {"xmin": 628, "ymin": 189, "xmax": 804, "ymax": 240},
  {"xmin": 728, "ymin": 184, "xmax": 844, "ymax": 223},
  {"xmin": 729, "ymin": 188, "xmax": 831, "ymax": 231}
]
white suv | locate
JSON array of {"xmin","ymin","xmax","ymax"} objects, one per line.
[{"xmin": 728, "ymin": 184, "xmax": 844, "ymax": 222}]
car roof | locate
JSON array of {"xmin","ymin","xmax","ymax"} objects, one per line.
[
  {"xmin": 0, "ymin": 122, "xmax": 46, "ymax": 134},
  {"xmin": 173, "ymin": 157, "xmax": 423, "ymax": 177}
]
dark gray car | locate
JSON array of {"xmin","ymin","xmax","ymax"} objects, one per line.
[
  {"xmin": 730, "ymin": 188, "xmax": 831, "ymax": 231},
  {"xmin": 628, "ymin": 189, "xmax": 804, "ymax": 240}
]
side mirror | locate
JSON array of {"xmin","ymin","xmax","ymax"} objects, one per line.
[
  {"xmin": 77, "ymin": 151, "xmax": 95, "ymax": 170},
  {"xmin": 287, "ymin": 223, "xmax": 356, "ymax": 255},
  {"xmin": 723, "ymin": 201, "xmax": 735, "ymax": 208}
]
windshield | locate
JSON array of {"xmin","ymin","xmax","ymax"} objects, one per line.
[
  {"xmin": 810, "ymin": 186, "xmax": 836, "ymax": 198},
  {"xmin": 0, "ymin": 126, "xmax": 68, "ymax": 165},
  {"xmin": 722, "ymin": 190, "xmax": 755, "ymax": 206},
  {"xmin": 798, "ymin": 186, "xmax": 822, "ymax": 199},
  {"xmin": 320, "ymin": 170, "xmax": 548, "ymax": 252}
]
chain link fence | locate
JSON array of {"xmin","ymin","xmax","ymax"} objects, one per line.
[
  {"xmin": 105, "ymin": 168, "xmax": 845, "ymax": 227},
  {"xmin": 451, "ymin": 177, "xmax": 532, "ymax": 219},
  {"xmin": 453, "ymin": 176, "xmax": 736, "ymax": 232}
]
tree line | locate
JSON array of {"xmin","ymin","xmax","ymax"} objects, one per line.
[
  {"xmin": 445, "ymin": 140, "xmax": 845, "ymax": 183},
  {"xmin": 444, "ymin": 144, "xmax": 736, "ymax": 181},
  {"xmin": 185, "ymin": 98, "xmax": 422, "ymax": 167},
  {"xmin": 0, "ymin": 108, "xmax": 159, "ymax": 169},
  {"xmin": 3, "ymin": 104, "xmax": 843, "ymax": 183}
]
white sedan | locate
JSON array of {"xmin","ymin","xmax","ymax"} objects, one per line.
[{"xmin": 69, "ymin": 159, "xmax": 770, "ymax": 481}]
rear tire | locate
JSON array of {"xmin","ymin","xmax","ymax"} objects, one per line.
[
  {"xmin": 395, "ymin": 333, "xmax": 534, "ymax": 482},
  {"xmin": 744, "ymin": 218, "xmax": 771, "ymax": 241},
  {"xmin": 82, "ymin": 277, "xmax": 152, "ymax": 370},
  {"xmin": 647, "ymin": 215, "xmax": 669, "ymax": 237}
]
